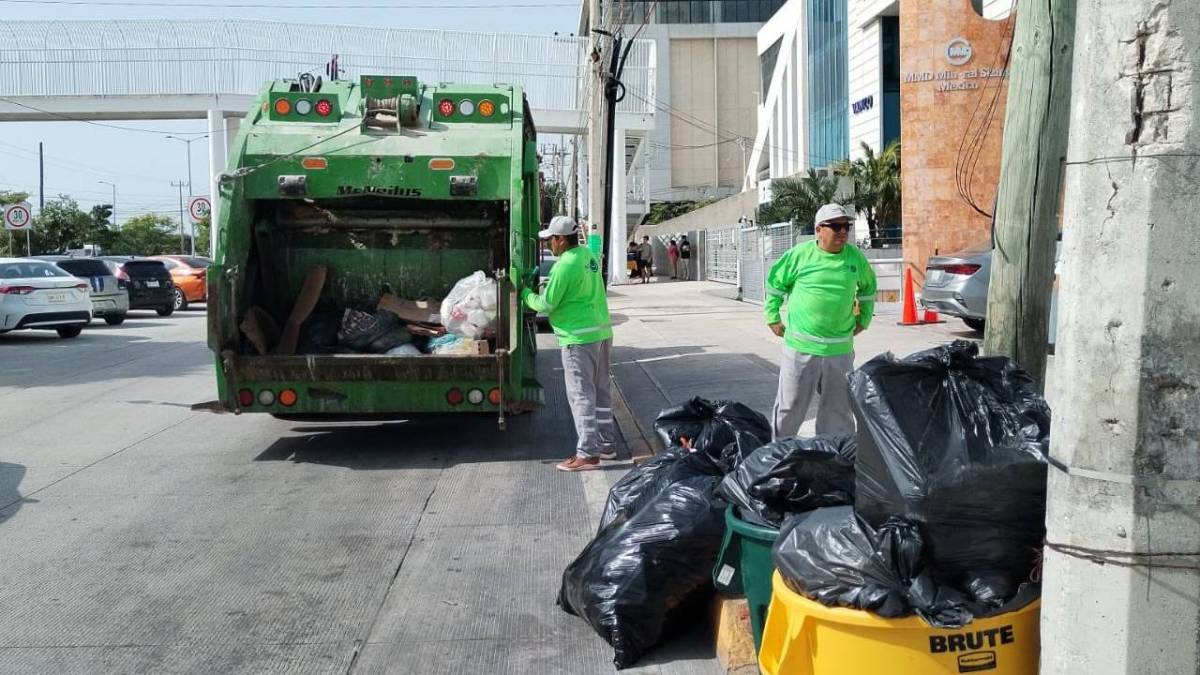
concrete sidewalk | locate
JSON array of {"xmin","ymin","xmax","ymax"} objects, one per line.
[{"xmin": 607, "ymin": 280, "xmax": 979, "ymax": 447}]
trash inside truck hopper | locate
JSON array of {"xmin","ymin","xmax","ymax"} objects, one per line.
[{"xmin": 204, "ymin": 75, "xmax": 545, "ymax": 426}]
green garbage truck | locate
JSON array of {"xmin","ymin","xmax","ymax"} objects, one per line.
[{"xmin": 204, "ymin": 75, "xmax": 544, "ymax": 426}]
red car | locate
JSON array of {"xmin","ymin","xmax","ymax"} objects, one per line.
[{"xmin": 152, "ymin": 255, "xmax": 210, "ymax": 310}]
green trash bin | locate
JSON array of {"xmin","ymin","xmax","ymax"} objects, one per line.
[{"xmin": 713, "ymin": 504, "xmax": 780, "ymax": 651}]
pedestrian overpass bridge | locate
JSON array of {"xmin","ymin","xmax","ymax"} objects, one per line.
[{"xmin": 0, "ymin": 20, "xmax": 656, "ymax": 241}]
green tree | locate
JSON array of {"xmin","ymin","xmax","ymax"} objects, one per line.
[
  {"xmin": 832, "ymin": 140, "xmax": 902, "ymax": 247},
  {"xmin": 30, "ymin": 196, "xmax": 93, "ymax": 254},
  {"xmin": 0, "ymin": 191, "xmax": 31, "ymax": 257},
  {"xmin": 644, "ymin": 198, "xmax": 718, "ymax": 226},
  {"xmin": 191, "ymin": 215, "xmax": 211, "ymax": 257},
  {"xmin": 758, "ymin": 170, "xmax": 845, "ymax": 235},
  {"xmin": 114, "ymin": 214, "xmax": 179, "ymax": 255}
]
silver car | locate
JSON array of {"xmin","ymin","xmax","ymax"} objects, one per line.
[
  {"xmin": 920, "ymin": 245, "xmax": 991, "ymax": 332},
  {"xmin": 921, "ymin": 236, "xmax": 1062, "ymax": 333},
  {"xmin": 43, "ymin": 256, "xmax": 130, "ymax": 325},
  {"xmin": 0, "ymin": 257, "xmax": 93, "ymax": 338}
]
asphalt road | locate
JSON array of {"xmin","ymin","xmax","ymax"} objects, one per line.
[{"xmin": 0, "ymin": 309, "xmax": 719, "ymax": 675}]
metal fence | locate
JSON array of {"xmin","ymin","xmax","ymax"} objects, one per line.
[
  {"xmin": 739, "ymin": 223, "xmax": 799, "ymax": 303},
  {"xmin": 0, "ymin": 20, "xmax": 656, "ymax": 117},
  {"xmin": 705, "ymin": 226, "xmax": 740, "ymax": 284}
]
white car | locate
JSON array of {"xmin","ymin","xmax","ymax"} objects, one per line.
[{"xmin": 0, "ymin": 257, "xmax": 93, "ymax": 338}]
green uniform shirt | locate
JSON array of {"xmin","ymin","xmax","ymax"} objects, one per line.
[
  {"xmin": 522, "ymin": 245, "xmax": 613, "ymax": 346},
  {"xmin": 764, "ymin": 240, "xmax": 877, "ymax": 356}
]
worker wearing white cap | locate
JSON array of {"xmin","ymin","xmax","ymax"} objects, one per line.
[
  {"xmin": 522, "ymin": 215, "xmax": 617, "ymax": 471},
  {"xmin": 764, "ymin": 203, "xmax": 877, "ymax": 438}
]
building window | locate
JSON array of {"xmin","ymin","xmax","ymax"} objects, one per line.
[
  {"xmin": 806, "ymin": 0, "xmax": 849, "ymax": 168},
  {"xmin": 880, "ymin": 15, "xmax": 901, "ymax": 148},
  {"xmin": 760, "ymin": 37, "xmax": 782, "ymax": 104},
  {"xmin": 633, "ymin": 0, "xmax": 785, "ymax": 25}
]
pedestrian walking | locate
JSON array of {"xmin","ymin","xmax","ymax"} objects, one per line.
[
  {"xmin": 765, "ymin": 203, "xmax": 876, "ymax": 439},
  {"xmin": 638, "ymin": 236, "xmax": 654, "ymax": 283},
  {"xmin": 678, "ymin": 234, "xmax": 693, "ymax": 280},
  {"xmin": 667, "ymin": 239, "xmax": 680, "ymax": 279},
  {"xmin": 626, "ymin": 241, "xmax": 639, "ymax": 279},
  {"xmin": 522, "ymin": 216, "xmax": 617, "ymax": 471}
]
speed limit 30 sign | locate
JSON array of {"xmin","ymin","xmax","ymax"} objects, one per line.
[
  {"xmin": 188, "ymin": 196, "xmax": 211, "ymax": 223},
  {"xmin": 3, "ymin": 203, "xmax": 32, "ymax": 231}
]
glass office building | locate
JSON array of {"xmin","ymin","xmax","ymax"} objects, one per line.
[
  {"xmin": 881, "ymin": 15, "xmax": 901, "ymax": 149},
  {"xmin": 806, "ymin": 0, "xmax": 848, "ymax": 168}
]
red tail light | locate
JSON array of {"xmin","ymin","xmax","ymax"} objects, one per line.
[
  {"xmin": 438, "ymin": 99, "xmax": 454, "ymax": 117},
  {"xmin": 446, "ymin": 388, "xmax": 464, "ymax": 406},
  {"xmin": 929, "ymin": 263, "xmax": 981, "ymax": 276},
  {"xmin": 315, "ymin": 99, "xmax": 333, "ymax": 117},
  {"xmin": 238, "ymin": 389, "xmax": 254, "ymax": 407},
  {"xmin": 0, "ymin": 286, "xmax": 35, "ymax": 295},
  {"xmin": 74, "ymin": 283, "xmax": 88, "ymax": 292}
]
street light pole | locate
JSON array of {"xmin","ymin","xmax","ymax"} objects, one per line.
[
  {"xmin": 166, "ymin": 135, "xmax": 208, "ymax": 256},
  {"xmin": 171, "ymin": 180, "xmax": 188, "ymax": 253},
  {"xmin": 97, "ymin": 180, "xmax": 116, "ymax": 229}
]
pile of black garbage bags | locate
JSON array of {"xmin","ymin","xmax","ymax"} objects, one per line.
[{"xmin": 557, "ymin": 341, "xmax": 1051, "ymax": 669}]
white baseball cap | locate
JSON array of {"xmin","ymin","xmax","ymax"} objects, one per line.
[
  {"xmin": 814, "ymin": 203, "xmax": 855, "ymax": 226},
  {"xmin": 538, "ymin": 215, "xmax": 579, "ymax": 239}
]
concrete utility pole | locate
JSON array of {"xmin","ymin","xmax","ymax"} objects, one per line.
[
  {"xmin": 568, "ymin": 135, "xmax": 579, "ymax": 219},
  {"xmin": 172, "ymin": 180, "xmax": 188, "ymax": 253},
  {"xmin": 982, "ymin": 0, "xmax": 1077, "ymax": 388},
  {"xmin": 1040, "ymin": 1, "xmax": 1200, "ymax": 673}
]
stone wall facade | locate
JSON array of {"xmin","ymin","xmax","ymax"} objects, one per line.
[{"xmin": 900, "ymin": 0, "xmax": 1015, "ymax": 283}]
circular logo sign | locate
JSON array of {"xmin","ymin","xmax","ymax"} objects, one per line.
[
  {"xmin": 945, "ymin": 37, "xmax": 974, "ymax": 66},
  {"xmin": 188, "ymin": 196, "xmax": 211, "ymax": 222},
  {"xmin": 3, "ymin": 203, "xmax": 31, "ymax": 231}
]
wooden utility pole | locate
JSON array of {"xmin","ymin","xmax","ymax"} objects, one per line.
[{"xmin": 982, "ymin": 0, "xmax": 1077, "ymax": 389}]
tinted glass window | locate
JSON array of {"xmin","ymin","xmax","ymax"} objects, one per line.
[
  {"xmin": 158, "ymin": 258, "xmax": 180, "ymax": 269},
  {"xmin": 0, "ymin": 262, "xmax": 71, "ymax": 279},
  {"xmin": 123, "ymin": 261, "xmax": 170, "ymax": 277},
  {"xmin": 57, "ymin": 260, "xmax": 112, "ymax": 276},
  {"xmin": 183, "ymin": 257, "xmax": 212, "ymax": 268}
]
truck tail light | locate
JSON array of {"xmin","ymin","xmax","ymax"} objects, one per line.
[
  {"xmin": 438, "ymin": 99, "xmax": 454, "ymax": 117},
  {"xmin": 279, "ymin": 389, "xmax": 298, "ymax": 407},
  {"xmin": 467, "ymin": 389, "xmax": 484, "ymax": 405},
  {"xmin": 488, "ymin": 388, "xmax": 502, "ymax": 405},
  {"xmin": 274, "ymin": 98, "xmax": 291, "ymax": 116},
  {"xmin": 238, "ymin": 389, "xmax": 254, "ymax": 407},
  {"xmin": 446, "ymin": 388, "xmax": 464, "ymax": 406},
  {"xmin": 257, "ymin": 389, "xmax": 276, "ymax": 406},
  {"xmin": 315, "ymin": 99, "xmax": 333, "ymax": 117},
  {"xmin": 478, "ymin": 99, "xmax": 495, "ymax": 118}
]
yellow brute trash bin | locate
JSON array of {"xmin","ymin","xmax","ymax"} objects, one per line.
[{"xmin": 758, "ymin": 571, "xmax": 1040, "ymax": 675}]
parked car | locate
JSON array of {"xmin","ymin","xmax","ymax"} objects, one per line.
[
  {"xmin": 0, "ymin": 257, "xmax": 93, "ymax": 338},
  {"xmin": 920, "ymin": 235, "xmax": 1062, "ymax": 333},
  {"xmin": 152, "ymin": 255, "xmax": 210, "ymax": 311},
  {"xmin": 98, "ymin": 257, "xmax": 175, "ymax": 316},
  {"xmin": 37, "ymin": 256, "xmax": 130, "ymax": 325}
]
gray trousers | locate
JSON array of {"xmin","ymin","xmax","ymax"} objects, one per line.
[
  {"xmin": 561, "ymin": 338, "xmax": 616, "ymax": 458},
  {"xmin": 679, "ymin": 258, "xmax": 692, "ymax": 280},
  {"xmin": 771, "ymin": 347, "xmax": 855, "ymax": 440}
]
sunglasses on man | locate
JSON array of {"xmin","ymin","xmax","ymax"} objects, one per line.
[{"xmin": 820, "ymin": 221, "xmax": 852, "ymax": 233}]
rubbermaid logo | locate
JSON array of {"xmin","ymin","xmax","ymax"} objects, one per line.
[
  {"xmin": 945, "ymin": 37, "xmax": 974, "ymax": 66},
  {"xmin": 958, "ymin": 651, "xmax": 997, "ymax": 673}
]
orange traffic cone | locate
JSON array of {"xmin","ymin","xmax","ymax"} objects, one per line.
[
  {"xmin": 922, "ymin": 307, "xmax": 943, "ymax": 323},
  {"xmin": 899, "ymin": 267, "xmax": 921, "ymax": 325}
]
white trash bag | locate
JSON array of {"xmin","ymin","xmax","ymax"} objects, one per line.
[{"xmin": 440, "ymin": 271, "xmax": 498, "ymax": 339}]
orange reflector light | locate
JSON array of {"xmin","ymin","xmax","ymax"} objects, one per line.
[
  {"xmin": 279, "ymin": 389, "xmax": 298, "ymax": 407},
  {"xmin": 301, "ymin": 157, "xmax": 328, "ymax": 170},
  {"xmin": 428, "ymin": 158, "xmax": 456, "ymax": 171},
  {"xmin": 273, "ymin": 98, "xmax": 291, "ymax": 115},
  {"xmin": 478, "ymin": 99, "xmax": 496, "ymax": 117},
  {"xmin": 488, "ymin": 388, "xmax": 502, "ymax": 405}
]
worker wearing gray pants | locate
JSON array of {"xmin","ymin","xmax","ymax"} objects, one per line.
[
  {"xmin": 561, "ymin": 338, "xmax": 617, "ymax": 463},
  {"xmin": 771, "ymin": 350, "xmax": 856, "ymax": 438}
]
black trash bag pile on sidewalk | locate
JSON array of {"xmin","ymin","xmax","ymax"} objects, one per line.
[
  {"xmin": 717, "ymin": 435, "xmax": 857, "ymax": 528},
  {"xmin": 771, "ymin": 340, "xmax": 1051, "ymax": 628},
  {"xmin": 559, "ymin": 447, "xmax": 728, "ymax": 669},
  {"xmin": 653, "ymin": 397, "xmax": 772, "ymax": 471}
]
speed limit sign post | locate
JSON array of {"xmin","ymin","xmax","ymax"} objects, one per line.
[
  {"xmin": 188, "ymin": 196, "xmax": 211, "ymax": 224},
  {"xmin": 3, "ymin": 203, "xmax": 33, "ymax": 256}
]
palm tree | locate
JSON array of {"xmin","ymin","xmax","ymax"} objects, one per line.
[
  {"xmin": 833, "ymin": 140, "xmax": 902, "ymax": 247},
  {"xmin": 758, "ymin": 169, "xmax": 845, "ymax": 234}
]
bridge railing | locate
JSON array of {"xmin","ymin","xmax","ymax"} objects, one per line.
[{"xmin": 0, "ymin": 20, "xmax": 655, "ymax": 116}]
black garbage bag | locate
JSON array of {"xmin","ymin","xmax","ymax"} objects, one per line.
[
  {"xmin": 560, "ymin": 452, "xmax": 727, "ymax": 669},
  {"xmin": 337, "ymin": 309, "xmax": 410, "ymax": 353},
  {"xmin": 772, "ymin": 506, "xmax": 918, "ymax": 618},
  {"xmin": 598, "ymin": 447, "xmax": 725, "ymax": 532},
  {"xmin": 717, "ymin": 435, "xmax": 857, "ymax": 528},
  {"xmin": 297, "ymin": 311, "xmax": 342, "ymax": 354},
  {"xmin": 849, "ymin": 340, "xmax": 1050, "ymax": 613},
  {"xmin": 653, "ymin": 397, "xmax": 771, "ymax": 470}
]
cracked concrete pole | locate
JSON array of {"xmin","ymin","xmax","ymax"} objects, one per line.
[{"xmin": 1040, "ymin": 0, "xmax": 1200, "ymax": 673}]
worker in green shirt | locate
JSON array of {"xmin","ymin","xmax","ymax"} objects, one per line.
[
  {"xmin": 522, "ymin": 216, "xmax": 617, "ymax": 472},
  {"xmin": 765, "ymin": 203, "xmax": 877, "ymax": 439}
]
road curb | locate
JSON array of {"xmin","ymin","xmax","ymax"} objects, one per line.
[{"xmin": 611, "ymin": 377, "xmax": 658, "ymax": 462}]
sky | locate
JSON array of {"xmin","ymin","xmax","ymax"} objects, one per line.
[{"xmin": 0, "ymin": 0, "xmax": 582, "ymax": 226}]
